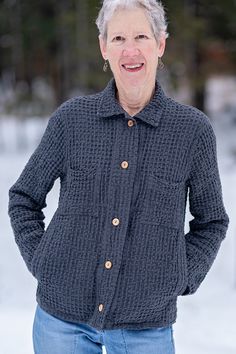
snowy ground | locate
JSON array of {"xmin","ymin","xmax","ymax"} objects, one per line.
[{"xmin": 0, "ymin": 118, "xmax": 236, "ymax": 354}]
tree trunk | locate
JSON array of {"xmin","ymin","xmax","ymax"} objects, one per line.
[
  {"xmin": 55, "ymin": 0, "xmax": 72, "ymax": 103},
  {"xmin": 185, "ymin": 0, "xmax": 205, "ymax": 111},
  {"xmin": 76, "ymin": 0, "xmax": 89, "ymax": 92}
]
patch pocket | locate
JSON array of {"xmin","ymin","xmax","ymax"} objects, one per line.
[
  {"xmin": 31, "ymin": 213, "xmax": 71, "ymax": 281},
  {"xmin": 30, "ymin": 212, "xmax": 59, "ymax": 279},
  {"xmin": 62, "ymin": 164, "xmax": 100, "ymax": 217},
  {"xmin": 30, "ymin": 233, "xmax": 47, "ymax": 279},
  {"xmin": 140, "ymin": 173, "xmax": 185, "ymax": 228}
]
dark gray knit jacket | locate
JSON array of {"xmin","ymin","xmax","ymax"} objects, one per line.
[{"xmin": 8, "ymin": 77, "xmax": 229, "ymax": 330}]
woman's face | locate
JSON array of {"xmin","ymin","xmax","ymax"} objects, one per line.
[{"xmin": 99, "ymin": 7, "xmax": 166, "ymax": 90}]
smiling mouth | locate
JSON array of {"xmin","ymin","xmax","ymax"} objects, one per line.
[{"xmin": 122, "ymin": 63, "xmax": 144, "ymax": 72}]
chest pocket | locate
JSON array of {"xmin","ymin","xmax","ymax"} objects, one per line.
[
  {"xmin": 61, "ymin": 164, "xmax": 100, "ymax": 217},
  {"xmin": 140, "ymin": 173, "xmax": 186, "ymax": 229}
]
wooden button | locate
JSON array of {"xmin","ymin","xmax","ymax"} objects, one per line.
[
  {"xmin": 105, "ymin": 260, "xmax": 112, "ymax": 269},
  {"xmin": 98, "ymin": 304, "xmax": 104, "ymax": 312},
  {"xmin": 128, "ymin": 120, "xmax": 134, "ymax": 127},
  {"xmin": 121, "ymin": 161, "xmax": 129, "ymax": 169},
  {"xmin": 112, "ymin": 218, "xmax": 120, "ymax": 226}
]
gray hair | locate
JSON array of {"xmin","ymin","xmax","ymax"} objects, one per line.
[{"xmin": 95, "ymin": 0, "xmax": 169, "ymax": 43}]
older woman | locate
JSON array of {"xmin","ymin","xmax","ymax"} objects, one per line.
[{"xmin": 8, "ymin": 0, "xmax": 229, "ymax": 353}]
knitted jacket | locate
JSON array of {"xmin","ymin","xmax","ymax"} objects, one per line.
[{"xmin": 8, "ymin": 77, "xmax": 229, "ymax": 330}]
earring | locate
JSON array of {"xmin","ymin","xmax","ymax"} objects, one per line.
[
  {"xmin": 158, "ymin": 57, "xmax": 164, "ymax": 70},
  {"xmin": 103, "ymin": 59, "xmax": 109, "ymax": 72}
]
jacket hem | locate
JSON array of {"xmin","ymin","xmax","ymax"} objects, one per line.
[{"xmin": 36, "ymin": 293, "xmax": 178, "ymax": 331}]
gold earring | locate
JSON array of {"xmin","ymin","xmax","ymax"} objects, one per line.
[
  {"xmin": 158, "ymin": 57, "xmax": 164, "ymax": 70},
  {"xmin": 103, "ymin": 59, "xmax": 109, "ymax": 72}
]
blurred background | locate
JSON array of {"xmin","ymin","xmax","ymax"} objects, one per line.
[{"xmin": 0, "ymin": 0, "xmax": 236, "ymax": 353}]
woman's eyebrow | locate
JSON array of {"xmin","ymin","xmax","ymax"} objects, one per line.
[{"xmin": 110, "ymin": 30, "xmax": 149, "ymax": 35}]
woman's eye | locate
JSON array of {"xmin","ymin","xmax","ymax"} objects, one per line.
[
  {"xmin": 112, "ymin": 35, "xmax": 148, "ymax": 42},
  {"xmin": 113, "ymin": 36, "xmax": 124, "ymax": 41},
  {"xmin": 137, "ymin": 34, "xmax": 148, "ymax": 39}
]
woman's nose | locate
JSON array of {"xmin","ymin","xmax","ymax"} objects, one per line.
[{"xmin": 122, "ymin": 40, "xmax": 140, "ymax": 56}]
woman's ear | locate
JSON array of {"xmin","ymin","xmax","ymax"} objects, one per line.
[
  {"xmin": 158, "ymin": 34, "xmax": 166, "ymax": 58},
  {"xmin": 98, "ymin": 34, "xmax": 107, "ymax": 60}
]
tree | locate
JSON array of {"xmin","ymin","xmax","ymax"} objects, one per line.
[{"xmin": 165, "ymin": 0, "xmax": 236, "ymax": 110}]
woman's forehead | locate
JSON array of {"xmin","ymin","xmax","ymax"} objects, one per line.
[{"xmin": 107, "ymin": 8, "xmax": 152, "ymax": 34}]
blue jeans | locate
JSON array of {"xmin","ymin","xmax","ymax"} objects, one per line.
[{"xmin": 33, "ymin": 304, "xmax": 175, "ymax": 354}]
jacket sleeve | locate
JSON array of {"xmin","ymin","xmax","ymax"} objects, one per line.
[
  {"xmin": 8, "ymin": 104, "xmax": 66, "ymax": 275},
  {"xmin": 181, "ymin": 116, "xmax": 229, "ymax": 296}
]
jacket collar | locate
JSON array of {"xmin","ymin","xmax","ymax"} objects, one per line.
[{"xmin": 97, "ymin": 77, "xmax": 168, "ymax": 127}]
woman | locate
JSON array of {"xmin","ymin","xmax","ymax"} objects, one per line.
[{"xmin": 8, "ymin": 0, "xmax": 229, "ymax": 353}]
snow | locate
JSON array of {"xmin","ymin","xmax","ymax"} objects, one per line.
[{"xmin": 0, "ymin": 117, "xmax": 235, "ymax": 354}]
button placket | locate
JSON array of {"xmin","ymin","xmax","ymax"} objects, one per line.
[{"xmin": 97, "ymin": 117, "xmax": 138, "ymax": 321}]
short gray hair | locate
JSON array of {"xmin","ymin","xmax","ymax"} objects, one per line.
[{"xmin": 95, "ymin": 0, "xmax": 169, "ymax": 43}]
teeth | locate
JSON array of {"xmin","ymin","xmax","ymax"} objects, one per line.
[{"xmin": 124, "ymin": 64, "xmax": 142, "ymax": 69}]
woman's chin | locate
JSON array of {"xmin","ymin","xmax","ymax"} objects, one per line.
[{"xmin": 118, "ymin": 73, "xmax": 146, "ymax": 88}]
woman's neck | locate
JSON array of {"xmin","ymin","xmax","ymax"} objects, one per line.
[{"xmin": 115, "ymin": 82, "xmax": 155, "ymax": 116}]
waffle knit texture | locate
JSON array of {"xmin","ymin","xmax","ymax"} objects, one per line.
[{"xmin": 8, "ymin": 77, "xmax": 229, "ymax": 330}]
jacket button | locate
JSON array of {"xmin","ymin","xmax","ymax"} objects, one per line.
[
  {"xmin": 128, "ymin": 119, "xmax": 134, "ymax": 127},
  {"xmin": 121, "ymin": 161, "xmax": 129, "ymax": 169},
  {"xmin": 98, "ymin": 304, "xmax": 104, "ymax": 312},
  {"xmin": 112, "ymin": 218, "xmax": 120, "ymax": 226},
  {"xmin": 105, "ymin": 260, "xmax": 112, "ymax": 269}
]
